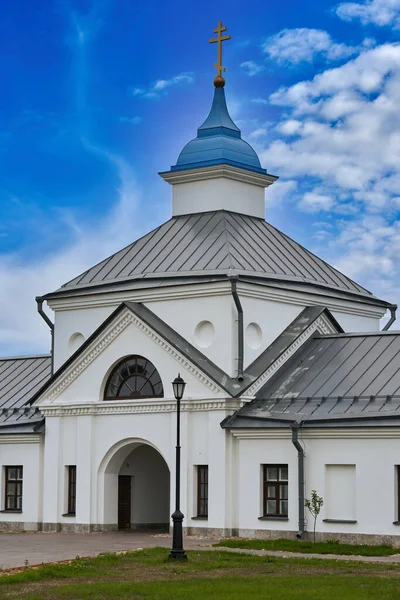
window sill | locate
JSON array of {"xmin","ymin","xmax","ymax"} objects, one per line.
[
  {"xmin": 393, "ymin": 521, "xmax": 400, "ymax": 525},
  {"xmin": 0, "ymin": 509, "xmax": 22, "ymax": 514},
  {"xmin": 259, "ymin": 516, "xmax": 289, "ymax": 521},
  {"xmin": 323, "ymin": 519, "xmax": 357, "ymax": 524},
  {"xmin": 191, "ymin": 516, "xmax": 208, "ymax": 520},
  {"xmin": 62, "ymin": 513, "xmax": 76, "ymax": 518}
]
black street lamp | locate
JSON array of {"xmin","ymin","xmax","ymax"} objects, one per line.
[{"xmin": 170, "ymin": 374, "xmax": 187, "ymax": 560}]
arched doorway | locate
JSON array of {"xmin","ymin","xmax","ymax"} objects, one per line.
[{"xmin": 98, "ymin": 440, "xmax": 170, "ymax": 531}]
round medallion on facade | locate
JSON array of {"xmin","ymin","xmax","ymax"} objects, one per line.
[
  {"xmin": 194, "ymin": 320, "xmax": 215, "ymax": 348},
  {"xmin": 246, "ymin": 323, "xmax": 263, "ymax": 350},
  {"xmin": 68, "ymin": 332, "xmax": 85, "ymax": 354}
]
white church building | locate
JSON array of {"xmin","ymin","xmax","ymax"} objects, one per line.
[{"xmin": 1, "ymin": 49, "xmax": 400, "ymax": 545}]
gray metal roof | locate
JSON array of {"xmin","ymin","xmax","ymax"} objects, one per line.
[
  {"xmin": 0, "ymin": 355, "xmax": 51, "ymax": 432},
  {"xmin": 223, "ymin": 331, "xmax": 400, "ymax": 428},
  {"xmin": 46, "ymin": 211, "xmax": 385, "ymax": 305}
]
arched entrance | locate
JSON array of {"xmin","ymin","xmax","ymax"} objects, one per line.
[{"xmin": 98, "ymin": 439, "xmax": 170, "ymax": 531}]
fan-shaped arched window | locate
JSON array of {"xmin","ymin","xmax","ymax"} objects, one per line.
[{"xmin": 104, "ymin": 355, "xmax": 164, "ymax": 400}]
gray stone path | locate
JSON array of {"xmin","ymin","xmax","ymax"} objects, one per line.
[{"xmin": 0, "ymin": 532, "xmax": 399, "ymax": 570}]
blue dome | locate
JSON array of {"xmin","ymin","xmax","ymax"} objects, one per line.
[{"xmin": 170, "ymin": 87, "xmax": 267, "ymax": 175}]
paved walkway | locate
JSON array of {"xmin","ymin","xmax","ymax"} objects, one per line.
[
  {"xmin": 0, "ymin": 532, "xmax": 400, "ymax": 570},
  {"xmin": 0, "ymin": 532, "xmax": 215, "ymax": 570}
]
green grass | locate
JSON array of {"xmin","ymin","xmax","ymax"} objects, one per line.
[
  {"xmin": 0, "ymin": 547, "xmax": 399, "ymax": 599},
  {"xmin": 214, "ymin": 538, "xmax": 400, "ymax": 556}
]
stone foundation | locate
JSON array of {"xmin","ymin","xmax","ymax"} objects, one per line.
[
  {"xmin": 185, "ymin": 527, "xmax": 400, "ymax": 547},
  {"xmin": 0, "ymin": 521, "xmax": 42, "ymax": 532},
  {"xmin": 42, "ymin": 523, "xmax": 118, "ymax": 533}
]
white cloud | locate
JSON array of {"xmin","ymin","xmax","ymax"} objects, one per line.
[
  {"xmin": 276, "ymin": 119, "xmax": 303, "ymax": 136},
  {"xmin": 249, "ymin": 127, "xmax": 268, "ymax": 138},
  {"xmin": 132, "ymin": 72, "xmax": 195, "ymax": 99},
  {"xmin": 336, "ymin": 0, "xmax": 400, "ymax": 29},
  {"xmin": 265, "ymin": 180, "xmax": 298, "ymax": 207},
  {"xmin": 258, "ymin": 43, "xmax": 400, "ymax": 210},
  {"xmin": 263, "ymin": 28, "xmax": 357, "ymax": 65},
  {"xmin": 299, "ymin": 192, "xmax": 335, "ymax": 212},
  {"xmin": 241, "ymin": 61, "xmax": 266, "ymax": 76}
]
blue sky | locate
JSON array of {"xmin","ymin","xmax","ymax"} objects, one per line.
[{"xmin": 1, "ymin": 0, "xmax": 400, "ymax": 355}]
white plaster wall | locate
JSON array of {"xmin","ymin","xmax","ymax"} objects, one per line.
[
  {"xmin": 42, "ymin": 395, "xmax": 231, "ymax": 530},
  {"xmin": 46, "ymin": 316, "xmax": 228, "ymax": 405},
  {"xmin": 236, "ymin": 438, "xmax": 298, "ymax": 533},
  {"xmin": 0, "ymin": 439, "xmax": 44, "ymax": 528},
  {"xmin": 50, "ymin": 278, "xmax": 385, "ymax": 379},
  {"xmin": 241, "ymin": 297, "xmax": 303, "ymax": 368},
  {"xmin": 172, "ymin": 178, "xmax": 265, "ymax": 218},
  {"xmin": 331, "ymin": 311, "xmax": 380, "ymax": 332},
  {"xmin": 148, "ymin": 294, "xmax": 236, "ymax": 376},
  {"xmin": 304, "ymin": 436, "xmax": 400, "ymax": 536},
  {"xmin": 119, "ymin": 445, "xmax": 170, "ymax": 526},
  {"xmin": 235, "ymin": 434, "xmax": 400, "ymax": 538},
  {"xmin": 53, "ymin": 305, "xmax": 114, "ymax": 370}
]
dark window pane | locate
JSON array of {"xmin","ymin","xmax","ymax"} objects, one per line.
[
  {"xmin": 281, "ymin": 484, "xmax": 288, "ymax": 500},
  {"xmin": 197, "ymin": 466, "xmax": 208, "ymax": 517},
  {"xmin": 280, "ymin": 500, "xmax": 288, "ymax": 516},
  {"xmin": 280, "ymin": 467, "xmax": 288, "ymax": 481},
  {"xmin": 7, "ymin": 482, "xmax": 16, "ymax": 495},
  {"xmin": 5, "ymin": 466, "xmax": 23, "ymax": 511},
  {"xmin": 263, "ymin": 464, "xmax": 288, "ymax": 517},
  {"xmin": 104, "ymin": 356, "xmax": 164, "ymax": 400},
  {"xmin": 68, "ymin": 466, "xmax": 77, "ymax": 514}
]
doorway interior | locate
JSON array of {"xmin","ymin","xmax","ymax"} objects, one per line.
[{"xmin": 117, "ymin": 444, "xmax": 170, "ymax": 531}]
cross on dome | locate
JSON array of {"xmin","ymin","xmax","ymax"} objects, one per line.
[{"xmin": 209, "ymin": 21, "xmax": 231, "ymax": 87}]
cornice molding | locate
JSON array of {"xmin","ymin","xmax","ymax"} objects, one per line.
[
  {"xmin": 39, "ymin": 398, "xmax": 242, "ymax": 417},
  {"xmin": 237, "ymin": 283, "xmax": 385, "ymax": 318},
  {"xmin": 231, "ymin": 428, "xmax": 400, "ymax": 440},
  {"xmin": 245, "ymin": 314, "xmax": 337, "ymax": 397},
  {"xmin": 48, "ymin": 281, "xmax": 231, "ymax": 311},
  {"xmin": 36, "ymin": 309, "xmax": 226, "ymax": 404},
  {"xmin": 48, "ymin": 279, "xmax": 385, "ymax": 318},
  {"xmin": 0, "ymin": 434, "xmax": 42, "ymax": 444},
  {"xmin": 159, "ymin": 164, "xmax": 277, "ymax": 188}
]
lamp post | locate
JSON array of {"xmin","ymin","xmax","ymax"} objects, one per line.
[{"xmin": 170, "ymin": 374, "xmax": 187, "ymax": 560}]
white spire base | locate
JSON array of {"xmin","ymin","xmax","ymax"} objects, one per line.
[{"xmin": 159, "ymin": 164, "xmax": 278, "ymax": 219}]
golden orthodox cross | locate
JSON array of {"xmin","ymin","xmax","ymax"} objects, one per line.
[{"xmin": 209, "ymin": 21, "xmax": 231, "ymax": 81}]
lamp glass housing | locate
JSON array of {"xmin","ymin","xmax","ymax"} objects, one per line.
[{"xmin": 172, "ymin": 375, "xmax": 186, "ymax": 401}]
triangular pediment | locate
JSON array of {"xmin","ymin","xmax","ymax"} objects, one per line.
[
  {"xmin": 31, "ymin": 303, "xmax": 231, "ymax": 406},
  {"xmin": 30, "ymin": 303, "xmax": 341, "ymax": 408}
]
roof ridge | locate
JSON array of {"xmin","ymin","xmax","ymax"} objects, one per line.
[
  {"xmin": 0, "ymin": 354, "xmax": 51, "ymax": 361},
  {"xmin": 316, "ymin": 331, "xmax": 400, "ymax": 338}
]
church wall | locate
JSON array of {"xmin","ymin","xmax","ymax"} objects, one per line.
[
  {"xmin": 172, "ymin": 177, "xmax": 265, "ymax": 219},
  {"xmin": 147, "ymin": 294, "xmax": 236, "ymax": 377},
  {"xmin": 235, "ymin": 437, "xmax": 297, "ymax": 534},
  {"xmin": 304, "ymin": 436, "xmax": 400, "ymax": 538},
  {"xmin": 49, "ymin": 316, "xmax": 227, "ymax": 406},
  {"xmin": 240, "ymin": 297, "xmax": 304, "ymax": 369},
  {"xmin": 330, "ymin": 311, "xmax": 380, "ymax": 332},
  {"xmin": 0, "ymin": 438, "xmax": 43, "ymax": 531},
  {"xmin": 53, "ymin": 305, "xmax": 114, "ymax": 371},
  {"xmin": 222, "ymin": 432, "xmax": 400, "ymax": 544}
]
